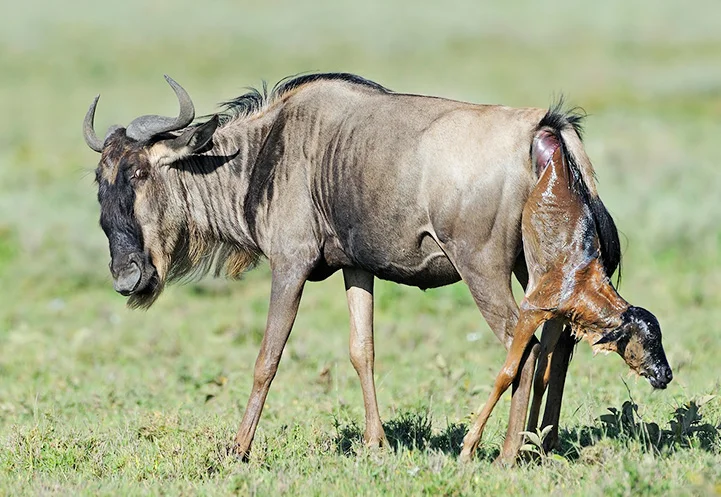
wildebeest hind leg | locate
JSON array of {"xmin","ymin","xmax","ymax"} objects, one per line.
[
  {"xmin": 233, "ymin": 269, "xmax": 307, "ymax": 460},
  {"xmin": 343, "ymin": 268, "xmax": 387, "ymax": 448},
  {"xmin": 527, "ymin": 319, "xmax": 564, "ymax": 433},
  {"xmin": 539, "ymin": 327, "xmax": 575, "ymax": 452}
]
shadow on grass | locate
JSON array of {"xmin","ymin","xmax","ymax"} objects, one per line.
[
  {"xmin": 334, "ymin": 410, "xmax": 497, "ymax": 460},
  {"xmin": 557, "ymin": 397, "xmax": 720, "ymax": 460},
  {"xmin": 334, "ymin": 397, "xmax": 720, "ymax": 463}
]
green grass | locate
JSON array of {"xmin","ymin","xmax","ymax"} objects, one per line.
[{"xmin": 1, "ymin": 0, "xmax": 721, "ymax": 494}]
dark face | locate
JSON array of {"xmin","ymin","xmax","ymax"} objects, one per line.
[
  {"xmin": 91, "ymin": 114, "xmax": 220, "ymax": 308},
  {"xmin": 84, "ymin": 76, "xmax": 220, "ymax": 308},
  {"xmin": 615, "ymin": 306, "xmax": 673, "ymax": 389},
  {"xmin": 95, "ymin": 130, "xmax": 160, "ymax": 305}
]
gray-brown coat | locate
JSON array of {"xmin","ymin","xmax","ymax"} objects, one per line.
[{"xmin": 83, "ymin": 73, "xmax": 617, "ymax": 462}]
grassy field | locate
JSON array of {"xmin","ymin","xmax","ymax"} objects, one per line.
[{"xmin": 1, "ymin": 0, "xmax": 721, "ymax": 494}]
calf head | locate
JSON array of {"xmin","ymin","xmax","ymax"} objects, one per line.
[
  {"xmin": 83, "ymin": 76, "xmax": 218, "ymax": 307},
  {"xmin": 593, "ymin": 306, "xmax": 673, "ymax": 389}
]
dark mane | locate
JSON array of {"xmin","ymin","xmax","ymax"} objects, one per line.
[
  {"xmin": 214, "ymin": 72, "xmax": 389, "ymax": 126},
  {"xmin": 539, "ymin": 97, "xmax": 586, "ymax": 140},
  {"xmin": 540, "ymin": 100, "xmax": 622, "ymax": 285},
  {"xmin": 217, "ymin": 82, "xmax": 268, "ymax": 125},
  {"xmin": 274, "ymin": 72, "xmax": 389, "ymax": 97}
]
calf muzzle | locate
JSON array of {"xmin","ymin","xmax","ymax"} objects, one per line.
[{"xmin": 647, "ymin": 363, "xmax": 673, "ymax": 390}]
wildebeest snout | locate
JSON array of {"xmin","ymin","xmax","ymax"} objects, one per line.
[{"xmin": 111, "ymin": 252, "xmax": 144, "ymax": 296}]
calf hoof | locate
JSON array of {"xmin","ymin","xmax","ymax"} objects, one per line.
[
  {"xmin": 460, "ymin": 437, "xmax": 481, "ymax": 462},
  {"xmin": 460, "ymin": 429, "xmax": 482, "ymax": 462}
]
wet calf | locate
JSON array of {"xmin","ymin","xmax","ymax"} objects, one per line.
[{"xmin": 459, "ymin": 126, "xmax": 672, "ymax": 463}]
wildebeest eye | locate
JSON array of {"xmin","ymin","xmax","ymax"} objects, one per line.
[{"xmin": 133, "ymin": 168, "xmax": 148, "ymax": 181}]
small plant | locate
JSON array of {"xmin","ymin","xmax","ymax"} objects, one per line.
[
  {"xmin": 599, "ymin": 400, "xmax": 661, "ymax": 452},
  {"xmin": 519, "ymin": 425, "xmax": 554, "ymax": 458},
  {"xmin": 667, "ymin": 395, "xmax": 718, "ymax": 451}
]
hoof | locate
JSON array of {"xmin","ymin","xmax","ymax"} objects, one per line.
[
  {"xmin": 230, "ymin": 443, "xmax": 251, "ymax": 462},
  {"xmin": 459, "ymin": 448, "xmax": 474, "ymax": 463},
  {"xmin": 460, "ymin": 431, "xmax": 481, "ymax": 463},
  {"xmin": 364, "ymin": 433, "xmax": 389, "ymax": 451},
  {"xmin": 493, "ymin": 452, "xmax": 518, "ymax": 467}
]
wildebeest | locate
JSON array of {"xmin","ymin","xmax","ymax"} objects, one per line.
[
  {"xmin": 458, "ymin": 121, "xmax": 673, "ymax": 461},
  {"xmin": 83, "ymin": 73, "xmax": 622, "ymax": 462}
]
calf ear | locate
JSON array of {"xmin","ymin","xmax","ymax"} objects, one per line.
[
  {"xmin": 150, "ymin": 115, "xmax": 219, "ymax": 165},
  {"xmin": 594, "ymin": 327, "xmax": 628, "ymax": 346}
]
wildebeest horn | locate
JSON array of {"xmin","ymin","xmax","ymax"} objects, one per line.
[
  {"xmin": 125, "ymin": 75, "xmax": 195, "ymax": 142},
  {"xmin": 83, "ymin": 95, "xmax": 105, "ymax": 153},
  {"xmin": 83, "ymin": 96, "xmax": 122, "ymax": 153}
]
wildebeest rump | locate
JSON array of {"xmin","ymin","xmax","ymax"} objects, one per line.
[{"xmin": 83, "ymin": 73, "xmax": 620, "ymax": 462}]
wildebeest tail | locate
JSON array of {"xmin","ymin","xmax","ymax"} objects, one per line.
[{"xmin": 534, "ymin": 99, "xmax": 622, "ymax": 284}]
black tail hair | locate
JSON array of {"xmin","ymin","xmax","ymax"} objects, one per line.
[
  {"xmin": 589, "ymin": 190, "xmax": 622, "ymax": 285},
  {"xmin": 538, "ymin": 99, "xmax": 622, "ymax": 285}
]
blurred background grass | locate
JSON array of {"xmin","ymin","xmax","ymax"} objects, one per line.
[{"xmin": 1, "ymin": 0, "xmax": 720, "ymax": 494}]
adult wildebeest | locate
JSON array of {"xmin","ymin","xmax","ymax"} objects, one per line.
[
  {"xmin": 83, "ymin": 73, "xmax": 617, "ymax": 462},
  {"xmin": 459, "ymin": 122, "xmax": 673, "ymax": 460}
]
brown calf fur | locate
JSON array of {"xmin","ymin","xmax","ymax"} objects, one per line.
[{"xmin": 459, "ymin": 128, "xmax": 672, "ymax": 462}]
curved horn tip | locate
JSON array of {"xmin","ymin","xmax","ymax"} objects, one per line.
[
  {"xmin": 164, "ymin": 74, "xmax": 195, "ymax": 123},
  {"xmin": 83, "ymin": 94, "xmax": 105, "ymax": 153},
  {"xmin": 86, "ymin": 95, "xmax": 100, "ymax": 117},
  {"xmin": 163, "ymin": 74, "xmax": 187, "ymax": 93}
]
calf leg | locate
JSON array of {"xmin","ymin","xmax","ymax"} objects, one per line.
[
  {"xmin": 540, "ymin": 327, "xmax": 575, "ymax": 452},
  {"xmin": 466, "ymin": 275, "xmax": 540, "ymax": 463},
  {"xmin": 527, "ymin": 319, "xmax": 564, "ymax": 433},
  {"xmin": 343, "ymin": 268, "xmax": 387, "ymax": 448},
  {"xmin": 233, "ymin": 270, "xmax": 307, "ymax": 460},
  {"xmin": 496, "ymin": 255, "xmax": 540, "ymax": 464},
  {"xmin": 449, "ymin": 252, "xmax": 539, "ymax": 463},
  {"xmin": 460, "ymin": 308, "xmax": 548, "ymax": 462}
]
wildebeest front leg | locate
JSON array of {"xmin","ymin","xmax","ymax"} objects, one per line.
[
  {"xmin": 343, "ymin": 268, "xmax": 388, "ymax": 448},
  {"xmin": 460, "ymin": 308, "xmax": 548, "ymax": 462},
  {"xmin": 233, "ymin": 271, "xmax": 306, "ymax": 460}
]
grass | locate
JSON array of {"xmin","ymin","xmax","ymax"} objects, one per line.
[{"xmin": 1, "ymin": 0, "xmax": 720, "ymax": 494}]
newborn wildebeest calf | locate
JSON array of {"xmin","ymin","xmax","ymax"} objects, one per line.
[{"xmin": 459, "ymin": 116, "xmax": 673, "ymax": 461}]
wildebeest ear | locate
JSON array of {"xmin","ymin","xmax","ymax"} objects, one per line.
[
  {"xmin": 150, "ymin": 115, "xmax": 219, "ymax": 165},
  {"xmin": 169, "ymin": 114, "xmax": 219, "ymax": 153}
]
